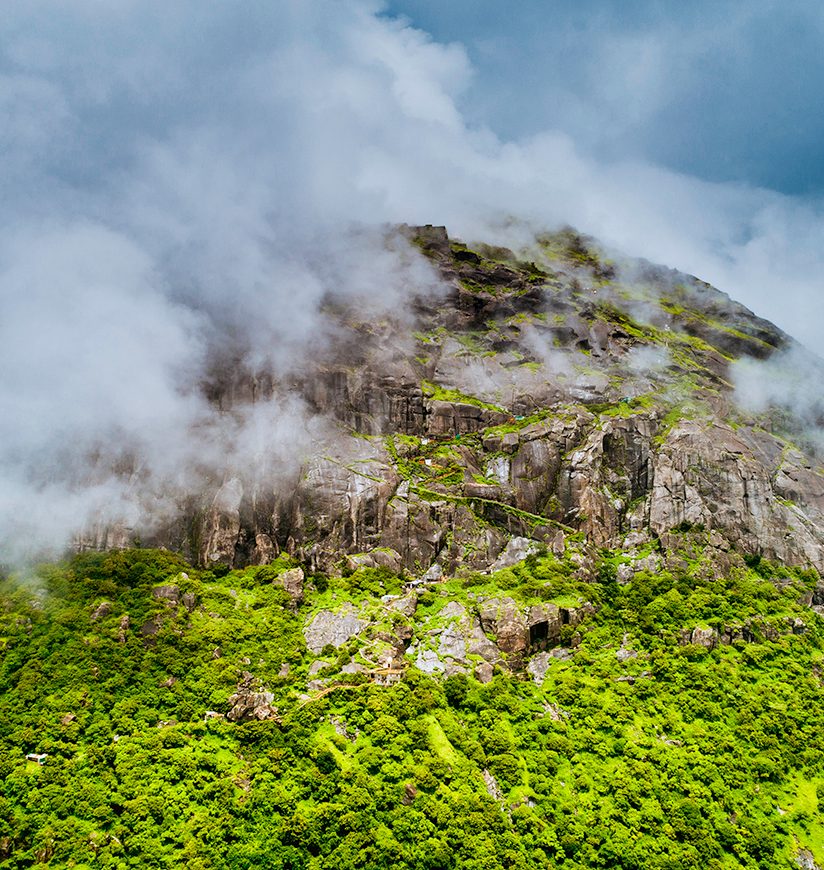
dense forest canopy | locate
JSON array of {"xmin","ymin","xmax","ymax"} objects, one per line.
[{"xmin": 1, "ymin": 547, "xmax": 823, "ymax": 868}]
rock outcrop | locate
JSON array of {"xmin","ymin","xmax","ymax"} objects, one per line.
[
  {"xmin": 81, "ymin": 226, "xmax": 824, "ymax": 581},
  {"xmin": 151, "ymin": 585, "xmax": 197, "ymax": 612},
  {"xmin": 90, "ymin": 601, "xmax": 112, "ymax": 621},
  {"xmin": 304, "ymin": 607, "xmax": 367, "ymax": 654},
  {"xmin": 277, "ymin": 568, "xmax": 305, "ymax": 606},
  {"xmin": 226, "ymin": 673, "xmax": 279, "ymax": 722}
]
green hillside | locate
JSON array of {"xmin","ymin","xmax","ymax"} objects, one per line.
[{"xmin": 2, "ymin": 548, "xmax": 823, "ymax": 868}]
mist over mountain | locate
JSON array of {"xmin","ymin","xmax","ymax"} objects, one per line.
[
  {"xmin": 3, "ymin": 4, "xmax": 824, "ymax": 869},
  {"xmin": 3, "ymin": 0, "xmax": 824, "ymax": 562}
]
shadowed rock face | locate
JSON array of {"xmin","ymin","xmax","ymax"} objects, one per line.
[{"xmin": 83, "ymin": 226, "xmax": 824, "ymax": 577}]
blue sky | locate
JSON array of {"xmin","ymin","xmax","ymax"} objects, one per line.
[{"xmin": 386, "ymin": 0, "xmax": 824, "ymax": 196}]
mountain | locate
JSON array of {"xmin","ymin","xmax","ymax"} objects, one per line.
[
  {"xmin": 84, "ymin": 224, "xmax": 824, "ymax": 579},
  {"xmin": 2, "ymin": 226, "xmax": 824, "ymax": 869}
]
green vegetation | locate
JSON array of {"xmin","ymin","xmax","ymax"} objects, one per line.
[
  {"xmin": 482, "ymin": 410, "xmax": 554, "ymax": 437},
  {"xmin": 1, "ymin": 547, "xmax": 823, "ymax": 868},
  {"xmin": 585, "ymin": 393, "xmax": 656, "ymax": 419},
  {"xmin": 421, "ymin": 381, "xmax": 503, "ymax": 412},
  {"xmin": 534, "ymin": 229, "xmax": 613, "ymax": 277},
  {"xmin": 658, "ymin": 296, "xmax": 774, "ymax": 356}
]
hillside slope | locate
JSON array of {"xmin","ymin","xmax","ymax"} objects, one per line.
[
  {"xmin": 2, "ymin": 546, "xmax": 824, "ymax": 869},
  {"xmin": 3, "ymin": 227, "xmax": 824, "ymax": 869}
]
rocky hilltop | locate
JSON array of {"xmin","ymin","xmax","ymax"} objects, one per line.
[{"xmin": 92, "ymin": 225, "xmax": 824, "ymax": 583}]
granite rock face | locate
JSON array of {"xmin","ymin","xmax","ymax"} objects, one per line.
[
  {"xmin": 201, "ymin": 478, "xmax": 244, "ymax": 567},
  {"xmin": 81, "ymin": 226, "xmax": 824, "ymax": 580},
  {"xmin": 304, "ymin": 608, "xmax": 367, "ymax": 654}
]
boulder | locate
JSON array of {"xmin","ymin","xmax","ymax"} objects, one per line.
[
  {"xmin": 482, "ymin": 769, "xmax": 504, "ymax": 802},
  {"xmin": 438, "ymin": 625, "xmax": 467, "ymax": 662},
  {"xmin": 304, "ymin": 608, "xmax": 367, "ymax": 654},
  {"xmin": 390, "ymin": 595, "xmax": 418, "ymax": 617},
  {"xmin": 415, "ymin": 649, "xmax": 444, "ymax": 673},
  {"xmin": 117, "ymin": 614, "xmax": 130, "ymax": 643},
  {"xmin": 139, "ymin": 615, "xmax": 162, "ymax": 639},
  {"xmin": 90, "ymin": 601, "xmax": 112, "ymax": 621},
  {"xmin": 688, "ymin": 626, "xmax": 719, "ymax": 649},
  {"xmin": 795, "ymin": 848, "xmax": 820, "ymax": 870},
  {"xmin": 467, "ymin": 621, "xmax": 502, "ymax": 663},
  {"xmin": 440, "ymin": 601, "xmax": 466, "ymax": 619},
  {"xmin": 474, "ymin": 661, "xmax": 494, "ymax": 683},
  {"xmin": 278, "ymin": 567, "xmax": 305, "ymax": 606},
  {"xmin": 150, "ymin": 585, "xmax": 197, "ymax": 612},
  {"xmin": 226, "ymin": 673, "xmax": 279, "ymax": 722},
  {"xmin": 421, "ymin": 563, "xmax": 443, "ymax": 582},
  {"xmin": 152, "ymin": 585, "xmax": 181, "ymax": 607},
  {"xmin": 789, "ymin": 617, "xmax": 807, "ymax": 635},
  {"xmin": 402, "ymin": 783, "xmax": 418, "ymax": 805},
  {"xmin": 527, "ymin": 652, "xmax": 551, "ymax": 684},
  {"xmin": 479, "ymin": 598, "xmax": 528, "ymax": 656},
  {"xmin": 490, "ymin": 536, "xmax": 542, "ymax": 571},
  {"xmin": 562, "ymin": 602, "xmax": 597, "ymax": 628},
  {"xmin": 617, "ymin": 563, "xmax": 634, "ymax": 584}
]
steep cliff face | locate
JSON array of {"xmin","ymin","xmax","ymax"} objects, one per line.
[{"xmin": 91, "ymin": 226, "xmax": 824, "ymax": 578}]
